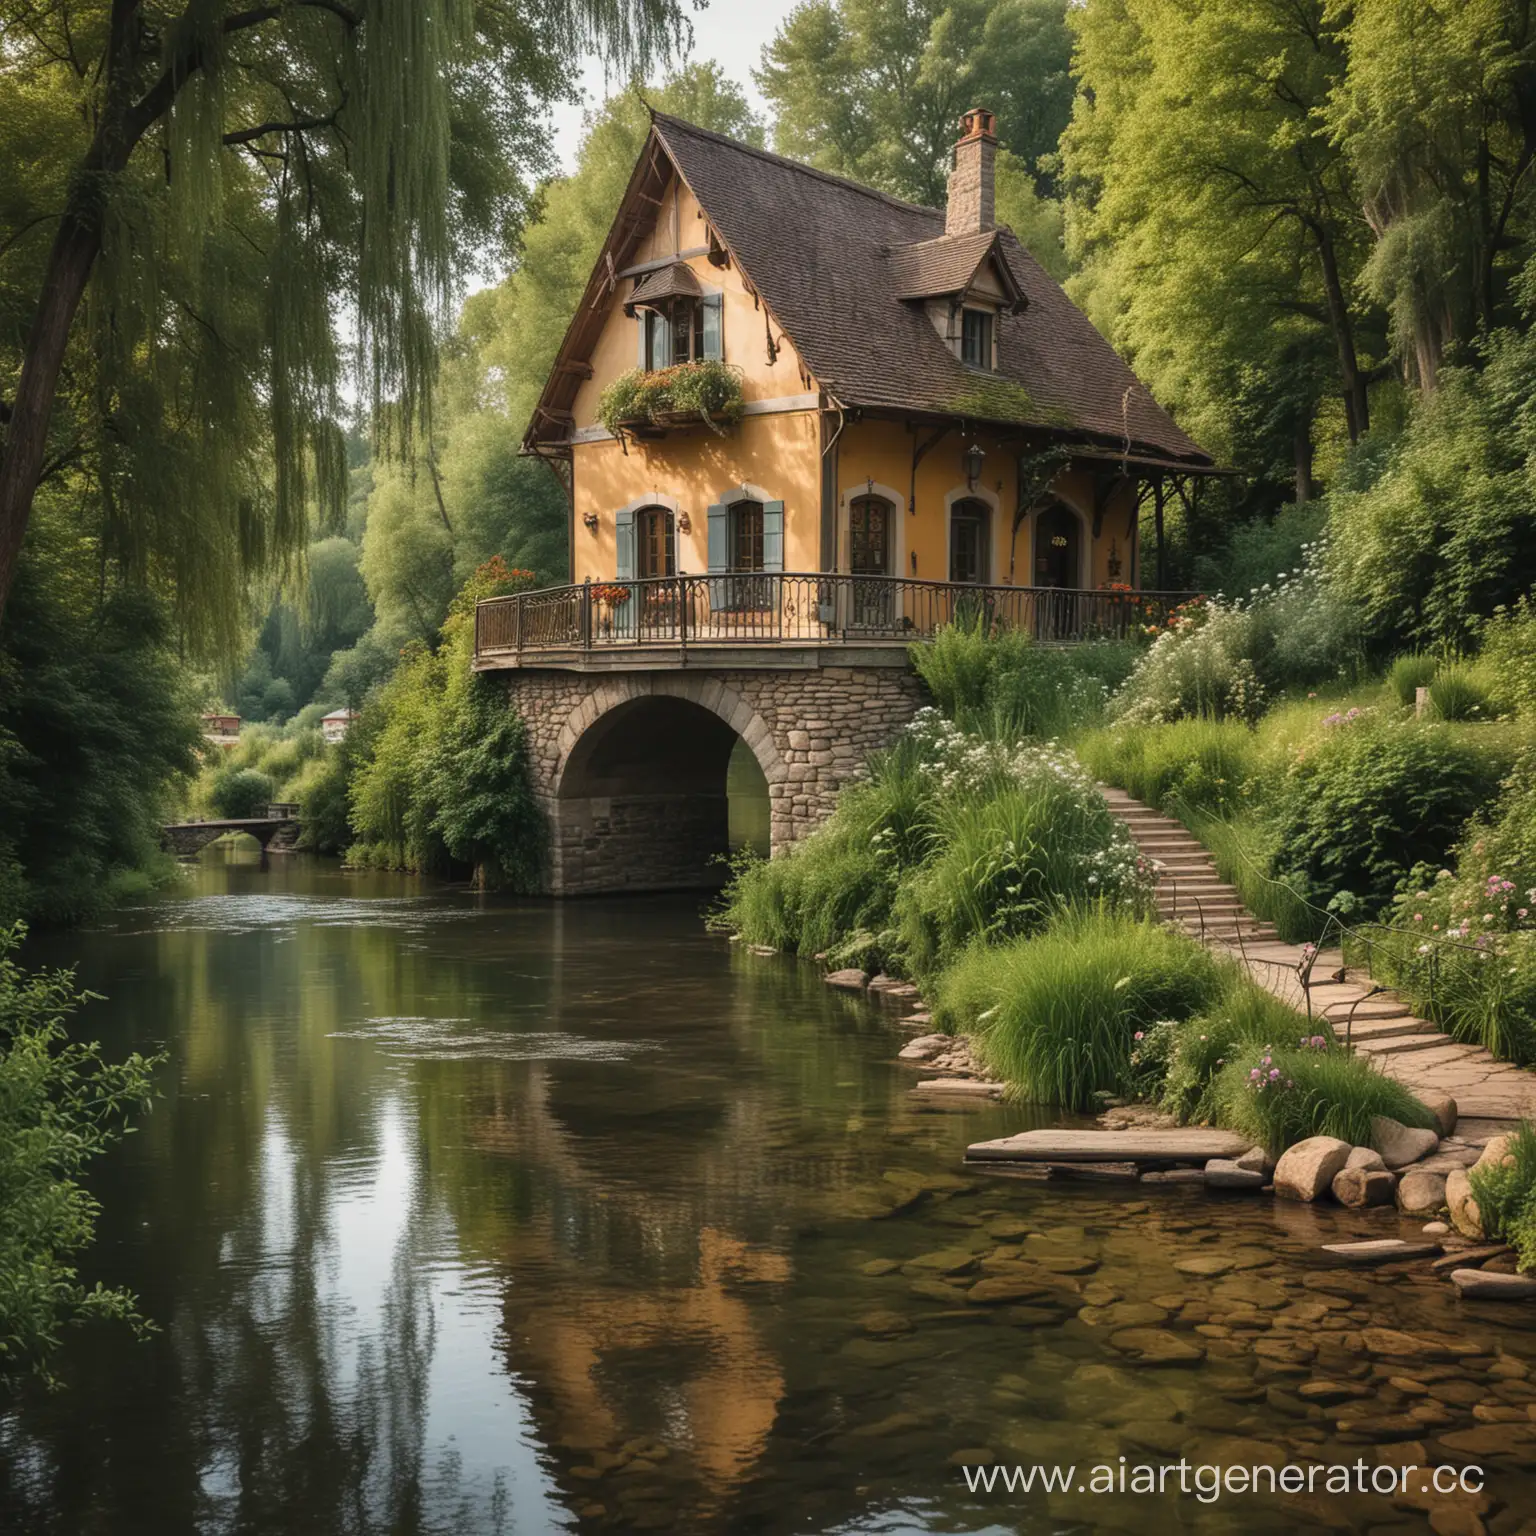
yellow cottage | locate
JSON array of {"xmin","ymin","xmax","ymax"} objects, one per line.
[{"xmin": 502, "ymin": 107, "xmax": 1215, "ymax": 657}]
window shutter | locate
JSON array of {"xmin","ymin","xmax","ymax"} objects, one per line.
[
  {"xmin": 652, "ymin": 310, "xmax": 672, "ymax": 369},
  {"xmin": 762, "ymin": 501, "xmax": 784, "ymax": 573},
  {"xmin": 636, "ymin": 313, "xmax": 647, "ymax": 370},
  {"xmin": 615, "ymin": 507, "xmax": 636, "ymax": 579},
  {"xmin": 706, "ymin": 502, "xmax": 729, "ymax": 611},
  {"xmin": 702, "ymin": 291, "xmax": 724, "ymax": 360}
]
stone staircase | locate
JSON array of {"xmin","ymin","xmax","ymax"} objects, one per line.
[{"xmin": 1100, "ymin": 785, "xmax": 1536, "ymax": 1124}]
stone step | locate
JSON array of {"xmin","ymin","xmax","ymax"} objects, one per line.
[
  {"xmin": 1321, "ymin": 1000, "xmax": 1414, "ymax": 1022},
  {"xmin": 1354, "ymin": 1033, "xmax": 1459, "ymax": 1058},
  {"xmin": 1336, "ymin": 1016, "xmax": 1436, "ymax": 1041}
]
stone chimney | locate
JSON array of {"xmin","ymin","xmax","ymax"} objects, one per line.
[{"xmin": 946, "ymin": 107, "xmax": 997, "ymax": 238}]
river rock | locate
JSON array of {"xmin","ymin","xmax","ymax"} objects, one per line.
[
  {"xmin": 1419, "ymin": 1092, "xmax": 1458, "ymax": 1136},
  {"xmin": 1331, "ymin": 1167, "xmax": 1396, "ymax": 1208},
  {"xmin": 898, "ymin": 1034, "xmax": 950, "ymax": 1061},
  {"xmin": 1107, "ymin": 1328, "xmax": 1204, "ymax": 1364},
  {"xmin": 1475, "ymin": 1134, "xmax": 1516, "ymax": 1173},
  {"xmin": 1344, "ymin": 1146, "xmax": 1386, "ymax": 1173},
  {"xmin": 1205, "ymin": 1158, "xmax": 1266, "ymax": 1190},
  {"xmin": 1449, "ymin": 1269, "xmax": 1536, "ymax": 1300},
  {"xmin": 1396, "ymin": 1169, "xmax": 1448, "ymax": 1216},
  {"xmin": 1370, "ymin": 1116, "xmax": 1441, "ymax": 1170},
  {"xmin": 1319, "ymin": 1238, "xmax": 1441, "ymax": 1265},
  {"xmin": 1274, "ymin": 1136, "xmax": 1353, "ymax": 1202},
  {"xmin": 1234, "ymin": 1146, "xmax": 1275, "ymax": 1175},
  {"xmin": 966, "ymin": 1128, "xmax": 1252, "ymax": 1164},
  {"xmin": 824, "ymin": 969, "xmax": 869, "ymax": 990},
  {"xmin": 1446, "ymin": 1167, "xmax": 1484, "ymax": 1239}
]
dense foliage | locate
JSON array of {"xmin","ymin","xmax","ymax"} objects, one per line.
[
  {"xmin": 0, "ymin": 552, "xmax": 200, "ymax": 926},
  {"xmin": 717, "ymin": 704, "xmax": 1148, "ymax": 976},
  {"xmin": 0, "ymin": 926, "xmax": 159, "ymax": 1382},
  {"xmin": 346, "ymin": 560, "xmax": 544, "ymax": 887}
]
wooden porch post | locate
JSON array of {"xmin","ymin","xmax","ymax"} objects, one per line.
[{"xmin": 1153, "ymin": 478, "xmax": 1167, "ymax": 591}]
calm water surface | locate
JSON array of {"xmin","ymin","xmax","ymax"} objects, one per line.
[{"xmin": 3, "ymin": 852, "xmax": 1535, "ymax": 1536}]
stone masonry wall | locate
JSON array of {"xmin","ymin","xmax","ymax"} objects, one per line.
[{"xmin": 502, "ymin": 663, "xmax": 927, "ymax": 893}]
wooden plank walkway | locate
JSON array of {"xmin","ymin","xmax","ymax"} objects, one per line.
[{"xmin": 1103, "ymin": 787, "xmax": 1536, "ymax": 1124}]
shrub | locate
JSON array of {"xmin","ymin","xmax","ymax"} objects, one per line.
[
  {"xmin": 0, "ymin": 924, "xmax": 160, "ymax": 1381},
  {"xmin": 1111, "ymin": 599, "xmax": 1265, "ymax": 725},
  {"xmin": 1271, "ymin": 717, "xmax": 1508, "ymax": 918},
  {"xmin": 1427, "ymin": 666, "xmax": 1491, "ymax": 722},
  {"xmin": 892, "ymin": 769, "xmax": 1147, "ymax": 975},
  {"xmin": 1156, "ymin": 981, "xmax": 1308, "ymax": 1122},
  {"xmin": 910, "ymin": 621, "xmax": 1135, "ymax": 739},
  {"xmin": 1388, "ymin": 652, "xmax": 1441, "ymax": 708},
  {"xmin": 933, "ymin": 914, "xmax": 1227, "ymax": 1109},
  {"xmin": 1479, "ymin": 600, "xmax": 1536, "ymax": 718},
  {"xmin": 209, "ymin": 767, "xmax": 277, "ymax": 820},
  {"xmin": 715, "ymin": 715, "xmax": 1138, "ymax": 974},
  {"xmin": 1209, "ymin": 1042, "xmax": 1434, "ymax": 1153}
]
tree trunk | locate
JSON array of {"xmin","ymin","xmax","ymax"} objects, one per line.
[
  {"xmin": 1294, "ymin": 416, "xmax": 1314, "ymax": 504},
  {"xmin": 0, "ymin": 208, "xmax": 103, "ymax": 621},
  {"xmin": 1314, "ymin": 224, "xmax": 1370, "ymax": 443}
]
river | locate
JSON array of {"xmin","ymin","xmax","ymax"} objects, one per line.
[{"xmin": 1, "ymin": 851, "xmax": 1533, "ymax": 1535}]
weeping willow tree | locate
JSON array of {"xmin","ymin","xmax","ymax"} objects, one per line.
[{"xmin": 0, "ymin": 0, "xmax": 689, "ymax": 654}]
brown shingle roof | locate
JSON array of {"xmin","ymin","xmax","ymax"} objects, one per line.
[
  {"xmin": 651, "ymin": 114, "xmax": 1210, "ymax": 466},
  {"xmin": 524, "ymin": 113, "xmax": 1212, "ymax": 469},
  {"xmin": 624, "ymin": 261, "xmax": 703, "ymax": 312},
  {"xmin": 886, "ymin": 229, "xmax": 1024, "ymax": 309}
]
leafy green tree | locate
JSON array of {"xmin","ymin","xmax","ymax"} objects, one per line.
[
  {"xmin": 1328, "ymin": 0, "xmax": 1536, "ymax": 387},
  {"xmin": 0, "ymin": 0, "xmax": 690, "ymax": 638},
  {"xmin": 210, "ymin": 766, "xmax": 278, "ymax": 819},
  {"xmin": 0, "ymin": 924, "xmax": 159, "ymax": 1383},
  {"xmin": 758, "ymin": 0, "xmax": 1075, "ymax": 203},
  {"xmin": 1063, "ymin": 0, "xmax": 1384, "ymax": 494}
]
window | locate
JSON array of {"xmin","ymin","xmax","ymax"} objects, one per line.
[
  {"xmin": 950, "ymin": 498, "xmax": 991, "ymax": 584},
  {"xmin": 728, "ymin": 501, "xmax": 765, "ymax": 572},
  {"xmin": 636, "ymin": 506, "xmax": 675, "ymax": 578},
  {"xmin": 638, "ymin": 293, "xmax": 722, "ymax": 370},
  {"xmin": 961, "ymin": 307, "xmax": 994, "ymax": 369}
]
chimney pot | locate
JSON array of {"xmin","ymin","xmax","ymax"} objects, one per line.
[{"xmin": 946, "ymin": 107, "xmax": 997, "ymax": 237}]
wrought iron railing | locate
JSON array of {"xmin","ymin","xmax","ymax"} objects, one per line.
[{"xmin": 474, "ymin": 574, "xmax": 1201, "ymax": 660}]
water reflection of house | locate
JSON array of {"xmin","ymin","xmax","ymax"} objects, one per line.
[
  {"xmin": 201, "ymin": 711, "xmax": 241, "ymax": 747},
  {"xmin": 321, "ymin": 708, "xmax": 358, "ymax": 744}
]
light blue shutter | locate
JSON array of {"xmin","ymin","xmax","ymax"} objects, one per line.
[
  {"xmin": 613, "ymin": 508, "xmax": 636, "ymax": 637},
  {"xmin": 707, "ymin": 502, "xmax": 729, "ymax": 611},
  {"xmin": 652, "ymin": 311, "xmax": 672, "ymax": 368},
  {"xmin": 615, "ymin": 508, "xmax": 636, "ymax": 578},
  {"xmin": 762, "ymin": 501, "xmax": 784, "ymax": 572},
  {"xmin": 636, "ymin": 313, "xmax": 647, "ymax": 370},
  {"xmin": 702, "ymin": 291, "xmax": 724, "ymax": 360}
]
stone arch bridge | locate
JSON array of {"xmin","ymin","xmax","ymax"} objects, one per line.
[{"xmin": 497, "ymin": 659, "xmax": 926, "ymax": 896}]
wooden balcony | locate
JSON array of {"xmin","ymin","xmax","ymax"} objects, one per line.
[{"xmin": 473, "ymin": 574, "xmax": 1199, "ymax": 671}]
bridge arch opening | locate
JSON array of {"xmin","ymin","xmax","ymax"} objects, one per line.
[{"xmin": 554, "ymin": 694, "xmax": 771, "ymax": 895}]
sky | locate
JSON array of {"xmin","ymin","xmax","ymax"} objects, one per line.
[{"xmin": 547, "ymin": 1, "xmax": 801, "ymax": 171}]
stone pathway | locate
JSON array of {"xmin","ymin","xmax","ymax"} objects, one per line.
[{"xmin": 1103, "ymin": 787, "xmax": 1536, "ymax": 1125}]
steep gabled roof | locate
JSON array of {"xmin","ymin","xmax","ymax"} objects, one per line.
[{"xmin": 525, "ymin": 113, "xmax": 1212, "ymax": 469}]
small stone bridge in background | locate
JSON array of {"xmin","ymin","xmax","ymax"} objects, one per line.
[{"xmin": 161, "ymin": 815, "xmax": 300, "ymax": 858}]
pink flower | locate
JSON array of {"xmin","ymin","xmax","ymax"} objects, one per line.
[
  {"xmin": 1413, "ymin": 913, "xmax": 1423, "ymax": 922},
  {"xmin": 1134, "ymin": 1031, "xmax": 1144, "ymax": 1041}
]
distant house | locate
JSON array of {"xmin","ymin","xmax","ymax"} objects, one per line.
[
  {"xmin": 518, "ymin": 106, "xmax": 1216, "ymax": 621},
  {"xmin": 202, "ymin": 712, "xmax": 241, "ymax": 746},
  {"xmin": 321, "ymin": 708, "xmax": 358, "ymax": 745}
]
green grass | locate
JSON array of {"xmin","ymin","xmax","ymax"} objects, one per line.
[
  {"xmin": 1209, "ymin": 1045, "xmax": 1435, "ymax": 1153},
  {"xmin": 1076, "ymin": 717, "xmax": 1264, "ymax": 817},
  {"xmin": 933, "ymin": 912, "xmax": 1228, "ymax": 1109},
  {"xmin": 1427, "ymin": 665, "xmax": 1490, "ymax": 722},
  {"xmin": 1387, "ymin": 652, "xmax": 1441, "ymax": 708},
  {"xmin": 1178, "ymin": 805, "xmax": 1323, "ymax": 944}
]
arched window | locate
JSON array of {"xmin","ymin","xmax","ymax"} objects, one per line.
[
  {"xmin": 949, "ymin": 498, "xmax": 991, "ymax": 584},
  {"xmin": 635, "ymin": 505, "xmax": 675, "ymax": 578},
  {"xmin": 848, "ymin": 495, "xmax": 893, "ymax": 577},
  {"xmin": 1034, "ymin": 502, "xmax": 1081, "ymax": 589}
]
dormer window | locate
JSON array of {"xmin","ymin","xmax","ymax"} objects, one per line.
[
  {"xmin": 626, "ymin": 263, "xmax": 723, "ymax": 370},
  {"xmin": 961, "ymin": 307, "xmax": 994, "ymax": 369}
]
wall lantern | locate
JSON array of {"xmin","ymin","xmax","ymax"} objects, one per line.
[
  {"xmin": 582, "ymin": 512, "xmax": 599, "ymax": 533},
  {"xmin": 677, "ymin": 509, "xmax": 691, "ymax": 534},
  {"xmin": 963, "ymin": 442, "xmax": 986, "ymax": 490}
]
